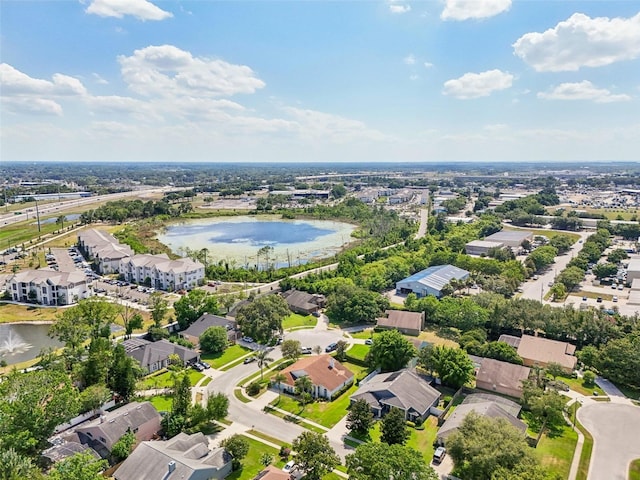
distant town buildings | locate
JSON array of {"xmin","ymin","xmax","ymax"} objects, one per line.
[{"xmin": 7, "ymin": 269, "xmax": 89, "ymax": 305}]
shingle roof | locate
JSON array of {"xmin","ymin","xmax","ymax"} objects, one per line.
[
  {"xmin": 280, "ymin": 355, "xmax": 354, "ymax": 392},
  {"xmin": 75, "ymin": 402, "xmax": 160, "ymax": 449},
  {"xmin": 476, "ymin": 358, "xmax": 531, "ymax": 395},
  {"xmin": 515, "ymin": 335, "xmax": 577, "ymax": 370},
  {"xmin": 398, "ymin": 265, "xmax": 469, "ymax": 292},
  {"xmin": 350, "ymin": 369, "xmax": 440, "ymax": 416},
  {"xmin": 9, "ymin": 269, "xmax": 87, "ymax": 287},
  {"xmin": 122, "ymin": 339, "xmax": 199, "ymax": 369},
  {"xmin": 282, "ymin": 290, "xmax": 323, "ymax": 311},
  {"xmin": 376, "ymin": 310, "xmax": 423, "ymax": 332},
  {"xmin": 182, "ymin": 314, "xmax": 236, "ymax": 338},
  {"xmin": 114, "ymin": 432, "xmax": 231, "ymax": 480},
  {"xmin": 253, "ymin": 465, "xmax": 292, "ymax": 480}
]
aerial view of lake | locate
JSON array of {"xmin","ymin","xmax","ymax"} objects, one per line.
[
  {"xmin": 0, "ymin": 323, "xmax": 62, "ymax": 366},
  {"xmin": 157, "ymin": 216, "xmax": 357, "ymax": 268}
]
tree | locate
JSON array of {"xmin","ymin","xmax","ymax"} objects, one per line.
[
  {"xmin": 335, "ymin": 339, "xmax": 349, "ymax": 361},
  {"xmin": 291, "ymin": 432, "xmax": 340, "ymax": 480},
  {"xmin": 326, "ymin": 285, "xmax": 389, "ymax": 323},
  {"xmin": 111, "ymin": 430, "xmax": 136, "ymax": 462},
  {"xmin": 281, "ymin": 339, "xmax": 302, "ymax": 361},
  {"xmin": 56, "ymin": 215, "xmax": 67, "ymax": 230},
  {"xmin": 149, "ymin": 292, "xmax": 169, "ymax": 328},
  {"xmin": 556, "ymin": 266, "xmax": 586, "ymax": 291},
  {"xmin": 0, "ymin": 369, "xmax": 79, "ymax": 455},
  {"xmin": 582, "ymin": 370, "xmax": 596, "ymax": 387},
  {"xmin": 549, "ymin": 282, "xmax": 567, "ymax": 301},
  {"xmin": 108, "ymin": 344, "xmax": 140, "ymax": 401},
  {"xmin": 478, "ymin": 341, "xmax": 522, "ymax": 365},
  {"xmin": 368, "ymin": 330, "xmax": 417, "ymax": 372},
  {"xmin": 447, "ymin": 412, "xmax": 547, "ymax": 480},
  {"xmin": 254, "ymin": 349, "xmax": 273, "ymax": 380},
  {"xmin": 260, "ymin": 452, "xmax": 274, "ymax": 467},
  {"xmin": 295, "ymin": 375, "xmax": 313, "ymax": 405},
  {"xmin": 429, "ymin": 345, "xmax": 475, "ymax": 388},
  {"xmin": 220, "ymin": 434, "xmax": 249, "ymax": 470},
  {"xmin": 0, "ymin": 448, "xmax": 41, "ymax": 480},
  {"xmin": 174, "ymin": 289, "xmax": 220, "ymax": 330},
  {"xmin": 79, "ymin": 384, "xmax": 111, "ymax": 414},
  {"xmin": 331, "ymin": 183, "xmax": 347, "ymax": 198},
  {"xmin": 416, "ymin": 344, "xmax": 435, "ymax": 375},
  {"xmin": 545, "ymin": 362, "xmax": 564, "ymax": 380},
  {"xmin": 593, "ymin": 262, "xmax": 618, "ymax": 279},
  {"xmin": 529, "ymin": 389, "xmax": 567, "ymax": 442},
  {"xmin": 47, "ymin": 451, "xmax": 107, "ymax": 480},
  {"xmin": 346, "ymin": 398, "xmax": 374, "ymax": 436},
  {"xmin": 380, "ymin": 408, "xmax": 409, "ymax": 445},
  {"xmin": 121, "ymin": 306, "xmax": 143, "ymax": 339},
  {"xmin": 199, "ymin": 326, "xmax": 228, "ymax": 354},
  {"xmin": 206, "ymin": 392, "xmax": 229, "ymax": 420},
  {"xmin": 594, "ymin": 335, "xmax": 640, "ymax": 389},
  {"xmin": 235, "ymin": 294, "xmax": 290, "ymax": 343},
  {"xmin": 526, "ymin": 245, "xmax": 558, "ymax": 272},
  {"xmin": 172, "ymin": 373, "xmax": 192, "ymax": 418},
  {"xmin": 346, "ymin": 442, "xmax": 439, "ymax": 480}
]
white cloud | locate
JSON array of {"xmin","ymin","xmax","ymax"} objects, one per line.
[
  {"xmin": 85, "ymin": 0, "xmax": 172, "ymax": 21},
  {"xmin": 424, "ymin": 62, "xmax": 434, "ymax": 68},
  {"xmin": 0, "ymin": 64, "xmax": 86, "ymax": 96},
  {"xmin": 118, "ymin": 45, "xmax": 265, "ymax": 98},
  {"xmin": 389, "ymin": 4, "xmax": 411, "ymax": 14},
  {"xmin": 1, "ymin": 97, "xmax": 63, "ymax": 116},
  {"xmin": 92, "ymin": 73, "xmax": 109, "ymax": 85},
  {"xmin": 443, "ymin": 69, "xmax": 514, "ymax": 99},
  {"xmin": 441, "ymin": 0, "xmax": 511, "ymax": 21},
  {"xmin": 410, "ymin": 74, "xmax": 419, "ymax": 81},
  {"xmin": 538, "ymin": 81, "xmax": 631, "ymax": 103},
  {"xmin": 403, "ymin": 54, "xmax": 416, "ymax": 65},
  {"xmin": 513, "ymin": 12, "xmax": 640, "ymax": 72}
]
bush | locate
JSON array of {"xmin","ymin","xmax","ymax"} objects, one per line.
[
  {"xmin": 582, "ymin": 370, "xmax": 596, "ymax": 387},
  {"xmin": 406, "ymin": 421, "xmax": 416, "ymax": 428},
  {"xmin": 246, "ymin": 381, "xmax": 261, "ymax": 396},
  {"xmin": 279, "ymin": 446, "xmax": 291, "ymax": 458}
]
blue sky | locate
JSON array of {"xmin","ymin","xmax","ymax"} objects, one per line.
[{"xmin": 1, "ymin": 0, "xmax": 639, "ymax": 163}]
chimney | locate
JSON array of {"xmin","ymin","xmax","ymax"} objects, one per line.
[
  {"xmin": 100, "ymin": 415, "xmax": 106, "ymax": 423},
  {"xmin": 168, "ymin": 461, "xmax": 176, "ymax": 473},
  {"xmin": 329, "ymin": 358, "xmax": 334, "ymax": 369}
]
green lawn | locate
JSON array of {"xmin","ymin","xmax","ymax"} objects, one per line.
[
  {"xmin": 0, "ymin": 302, "xmax": 61, "ymax": 323},
  {"xmin": 145, "ymin": 394, "xmax": 173, "ymax": 412},
  {"xmin": 556, "ymin": 375, "xmax": 605, "ymax": 397},
  {"xmin": 359, "ymin": 419, "xmax": 439, "ymax": 461},
  {"xmin": 350, "ymin": 328, "xmax": 377, "ymax": 340},
  {"xmin": 629, "ymin": 459, "xmax": 640, "ymax": 480},
  {"xmin": 346, "ymin": 344, "xmax": 370, "ymax": 363},
  {"xmin": 282, "ymin": 313, "xmax": 317, "ymax": 330},
  {"xmin": 227, "ymin": 436, "xmax": 284, "ymax": 480},
  {"xmin": 270, "ymin": 382, "xmax": 358, "ymax": 428},
  {"xmin": 137, "ymin": 368, "xmax": 204, "ymax": 390},
  {"xmin": 202, "ymin": 344, "xmax": 251, "ymax": 369},
  {"xmin": 575, "ymin": 416, "xmax": 594, "ymax": 480},
  {"xmin": 264, "ymin": 404, "xmax": 327, "ymax": 434},
  {"xmin": 187, "ymin": 369, "xmax": 205, "ymax": 386},
  {"xmin": 339, "ymin": 361, "xmax": 373, "ymax": 382},
  {"xmin": 532, "ymin": 424, "xmax": 578, "ymax": 480}
]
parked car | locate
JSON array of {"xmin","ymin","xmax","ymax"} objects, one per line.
[
  {"xmin": 301, "ymin": 347, "xmax": 312, "ymax": 354},
  {"xmin": 192, "ymin": 363, "xmax": 205, "ymax": 372},
  {"xmin": 433, "ymin": 447, "xmax": 446, "ymax": 464},
  {"xmin": 325, "ymin": 342, "xmax": 338, "ymax": 353},
  {"xmin": 582, "ymin": 296, "xmax": 587, "ymax": 301},
  {"xmin": 365, "ymin": 339, "xmax": 373, "ymax": 345},
  {"xmin": 200, "ymin": 361, "xmax": 210, "ymax": 369},
  {"xmin": 596, "ymin": 297, "xmax": 603, "ymax": 303},
  {"xmin": 312, "ymin": 311, "xmax": 321, "ymax": 317},
  {"xmin": 243, "ymin": 356, "xmax": 256, "ymax": 364},
  {"xmin": 613, "ymin": 296, "xmax": 618, "ymax": 302},
  {"xmin": 242, "ymin": 336, "xmax": 254, "ymax": 343},
  {"xmin": 283, "ymin": 461, "xmax": 296, "ymax": 473},
  {"xmin": 618, "ymin": 284, "xmax": 624, "ymax": 290}
]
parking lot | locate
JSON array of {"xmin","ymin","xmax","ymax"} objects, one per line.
[{"xmin": 92, "ymin": 279, "xmax": 157, "ymax": 306}]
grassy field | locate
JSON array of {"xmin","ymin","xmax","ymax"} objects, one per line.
[
  {"xmin": 137, "ymin": 368, "xmax": 204, "ymax": 390},
  {"xmin": 270, "ymin": 383, "xmax": 357, "ymax": 428},
  {"xmin": 557, "ymin": 375, "xmax": 605, "ymax": 397},
  {"xmin": 350, "ymin": 328, "xmax": 377, "ymax": 340},
  {"xmin": 202, "ymin": 344, "xmax": 252, "ymax": 369},
  {"xmin": 346, "ymin": 344, "xmax": 370, "ymax": 362},
  {"xmin": 629, "ymin": 459, "xmax": 640, "ymax": 480},
  {"xmin": 227, "ymin": 436, "xmax": 285, "ymax": 480},
  {"xmin": 532, "ymin": 424, "xmax": 578, "ymax": 480},
  {"xmin": 0, "ymin": 302, "xmax": 60, "ymax": 323},
  {"xmin": 145, "ymin": 394, "xmax": 173, "ymax": 412},
  {"xmin": 417, "ymin": 329, "xmax": 460, "ymax": 348},
  {"xmin": 282, "ymin": 313, "xmax": 317, "ymax": 330},
  {"xmin": 361, "ymin": 419, "xmax": 439, "ymax": 462}
]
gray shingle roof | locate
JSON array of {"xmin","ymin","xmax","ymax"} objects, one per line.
[
  {"xmin": 182, "ymin": 314, "xmax": 236, "ymax": 338},
  {"xmin": 122, "ymin": 339, "xmax": 199, "ymax": 369}
]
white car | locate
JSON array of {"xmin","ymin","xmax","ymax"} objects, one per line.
[{"xmin": 283, "ymin": 460, "xmax": 296, "ymax": 473}]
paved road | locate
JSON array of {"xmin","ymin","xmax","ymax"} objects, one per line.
[{"xmin": 578, "ymin": 402, "xmax": 640, "ymax": 480}]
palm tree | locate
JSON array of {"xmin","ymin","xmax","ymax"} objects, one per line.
[
  {"xmin": 273, "ymin": 372, "xmax": 286, "ymax": 400},
  {"xmin": 295, "ymin": 375, "xmax": 313, "ymax": 406},
  {"xmin": 255, "ymin": 349, "xmax": 273, "ymax": 380},
  {"xmin": 56, "ymin": 215, "xmax": 67, "ymax": 230}
]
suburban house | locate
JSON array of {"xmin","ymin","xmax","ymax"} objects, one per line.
[
  {"xmin": 123, "ymin": 338, "xmax": 199, "ymax": 373},
  {"xmin": 119, "ymin": 253, "xmax": 205, "ymax": 292},
  {"xmin": 281, "ymin": 289, "xmax": 326, "ymax": 315},
  {"xmin": 77, "ymin": 228, "xmax": 134, "ymax": 274},
  {"xmin": 253, "ymin": 465, "xmax": 295, "ymax": 480},
  {"xmin": 75, "ymin": 402, "xmax": 161, "ymax": 458},
  {"xmin": 499, "ymin": 334, "xmax": 577, "ymax": 373},
  {"xmin": 114, "ymin": 432, "xmax": 232, "ymax": 480},
  {"xmin": 42, "ymin": 441, "xmax": 100, "ymax": 466},
  {"xmin": 278, "ymin": 355, "xmax": 354, "ymax": 400},
  {"xmin": 395, "ymin": 265, "xmax": 469, "ymax": 298},
  {"xmin": 484, "ymin": 230, "xmax": 534, "ymax": 248},
  {"xmin": 437, "ymin": 393, "xmax": 526, "ymax": 444},
  {"xmin": 181, "ymin": 313, "xmax": 239, "ymax": 346},
  {"xmin": 376, "ymin": 310, "xmax": 425, "ymax": 336},
  {"xmin": 349, "ymin": 369, "xmax": 441, "ymax": 422},
  {"xmin": 465, "ymin": 239, "xmax": 504, "ymax": 256},
  {"xmin": 7, "ymin": 269, "xmax": 89, "ymax": 305},
  {"xmin": 475, "ymin": 358, "xmax": 531, "ymax": 399}
]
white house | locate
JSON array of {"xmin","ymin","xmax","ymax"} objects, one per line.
[
  {"xmin": 7, "ymin": 269, "xmax": 90, "ymax": 305},
  {"xmin": 119, "ymin": 254, "xmax": 204, "ymax": 291},
  {"xmin": 77, "ymin": 229, "xmax": 134, "ymax": 274}
]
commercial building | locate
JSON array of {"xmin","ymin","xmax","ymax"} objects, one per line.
[
  {"xmin": 484, "ymin": 230, "xmax": 534, "ymax": 248},
  {"xmin": 395, "ymin": 265, "xmax": 469, "ymax": 298},
  {"xmin": 465, "ymin": 240, "xmax": 504, "ymax": 256},
  {"xmin": 627, "ymin": 259, "xmax": 640, "ymax": 284},
  {"xmin": 7, "ymin": 269, "xmax": 89, "ymax": 305},
  {"xmin": 119, "ymin": 254, "xmax": 204, "ymax": 291}
]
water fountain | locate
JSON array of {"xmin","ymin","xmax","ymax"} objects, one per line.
[{"xmin": 0, "ymin": 325, "xmax": 33, "ymax": 357}]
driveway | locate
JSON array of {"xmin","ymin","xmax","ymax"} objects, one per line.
[
  {"xmin": 431, "ymin": 455, "xmax": 454, "ymax": 479},
  {"xmin": 578, "ymin": 402, "xmax": 640, "ymax": 480},
  {"xmin": 284, "ymin": 317, "xmax": 345, "ymax": 353}
]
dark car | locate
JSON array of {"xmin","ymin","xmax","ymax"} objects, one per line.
[
  {"xmin": 192, "ymin": 363, "xmax": 205, "ymax": 372},
  {"xmin": 325, "ymin": 342, "xmax": 338, "ymax": 353}
]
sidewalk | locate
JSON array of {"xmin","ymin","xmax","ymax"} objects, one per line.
[{"xmin": 565, "ymin": 398, "xmax": 585, "ymax": 480}]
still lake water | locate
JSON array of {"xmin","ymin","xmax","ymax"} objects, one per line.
[
  {"xmin": 157, "ymin": 216, "xmax": 356, "ymax": 268},
  {"xmin": 0, "ymin": 323, "xmax": 62, "ymax": 365}
]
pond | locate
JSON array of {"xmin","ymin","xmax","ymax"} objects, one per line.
[
  {"xmin": 0, "ymin": 323, "xmax": 62, "ymax": 365},
  {"xmin": 157, "ymin": 216, "xmax": 357, "ymax": 268}
]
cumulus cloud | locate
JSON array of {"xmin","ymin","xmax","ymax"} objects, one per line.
[
  {"xmin": 2, "ymin": 97, "xmax": 63, "ymax": 116},
  {"xmin": 0, "ymin": 63, "xmax": 86, "ymax": 96},
  {"xmin": 537, "ymin": 81, "xmax": 631, "ymax": 103},
  {"xmin": 389, "ymin": 4, "xmax": 411, "ymax": 14},
  {"xmin": 443, "ymin": 69, "xmax": 514, "ymax": 99},
  {"xmin": 85, "ymin": 0, "xmax": 172, "ymax": 21},
  {"xmin": 424, "ymin": 62, "xmax": 434, "ymax": 68},
  {"xmin": 513, "ymin": 12, "xmax": 640, "ymax": 72},
  {"xmin": 118, "ymin": 45, "xmax": 266, "ymax": 98},
  {"xmin": 404, "ymin": 54, "xmax": 416, "ymax": 65},
  {"xmin": 441, "ymin": 0, "xmax": 511, "ymax": 21}
]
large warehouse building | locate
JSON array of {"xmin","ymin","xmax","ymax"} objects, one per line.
[
  {"xmin": 484, "ymin": 230, "xmax": 534, "ymax": 248},
  {"xmin": 465, "ymin": 240, "xmax": 504, "ymax": 256},
  {"xmin": 396, "ymin": 265, "xmax": 469, "ymax": 298}
]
